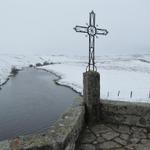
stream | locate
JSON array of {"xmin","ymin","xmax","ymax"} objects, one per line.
[{"xmin": 0, "ymin": 68, "xmax": 79, "ymax": 140}]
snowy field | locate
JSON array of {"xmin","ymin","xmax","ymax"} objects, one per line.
[{"xmin": 0, "ymin": 53, "xmax": 150, "ymax": 103}]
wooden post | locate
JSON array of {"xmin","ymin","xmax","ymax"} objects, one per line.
[
  {"xmin": 83, "ymin": 71, "xmax": 100, "ymax": 123},
  {"xmin": 130, "ymin": 91, "xmax": 133, "ymax": 98},
  {"xmin": 118, "ymin": 90, "xmax": 120, "ymax": 97}
]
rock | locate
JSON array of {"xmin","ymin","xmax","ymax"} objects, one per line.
[
  {"xmin": 92, "ymin": 141, "xmax": 98, "ymax": 145},
  {"xmin": 91, "ymin": 124, "xmax": 112, "ymax": 134},
  {"xmin": 117, "ymin": 125, "xmax": 130, "ymax": 134},
  {"xmin": 79, "ymin": 144, "xmax": 96, "ymax": 150},
  {"xmin": 130, "ymin": 138, "xmax": 140, "ymax": 144},
  {"xmin": 132, "ymin": 132, "xmax": 146, "ymax": 139},
  {"xmin": 139, "ymin": 117, "xmax": 146, "ymax": 125},
  {"xmin": 97, "ymin": 136, "xmax": 105, "ymax": 143},
  {"xmin": 120, "ymin": 134, "xmax": 129, "ymax": 140},
  {"xmin": 102, "ymin": 131, "xmax": 119, "ymax": 140},
  {"xmin": 141, "ymin": 139, "xmax": 150, "ymax": 144},
  {"xmin": 136, "ymin": 143, "xmax": 150, "ymax": 150},
  {"xmin": 80, "ymin": 129, "xmax": 96, "ymax": 144},
  {"xmin": 125, "ymin": 144, "xmax": 137, "ymax": 150},
  {"xmin": 143, "ymin": 128, "xmax": 148, "ymax": 133},
  {"xmin": 131, "ymin": 126, "xmax": 147, "ymax": 134},
  {"xmin": 147, "ymin": 133, "xmax": 150, "ymax": 139},
  {"xmin": 98, "ymin": 141, "xmax": 121, "ymax": 149},
  {"xmin": 114, "ymin": 137, "xmax": 127, "ymax": 146},
  {"xmin": 95, "ymin": 133, "xmax": 100, "ymax": 137}
]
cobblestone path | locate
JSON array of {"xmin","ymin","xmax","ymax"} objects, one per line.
[{"xmin": 76, "ymin": 123, "xmax": 150, "ymax": 150}]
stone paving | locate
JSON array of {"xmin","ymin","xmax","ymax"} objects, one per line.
[{"xmin": 76, "ymin": 122, "xmax": 150, "ymax": 150}]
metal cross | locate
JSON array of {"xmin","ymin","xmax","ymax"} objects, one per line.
[{"xmin": 74, "ymin": 11, "xmax": 108, "ymax": 71}]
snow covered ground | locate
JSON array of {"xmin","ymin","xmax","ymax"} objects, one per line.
[{"xmin": 0, "ymin": 53, "xmax": 150, "ymax": 102}]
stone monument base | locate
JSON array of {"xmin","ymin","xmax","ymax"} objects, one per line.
[{"xmin": 83, "ymin": 71, "xmax": 100, "ymax": 123}]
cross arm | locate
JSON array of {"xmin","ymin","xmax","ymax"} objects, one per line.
[
  {"xmin": 96, "ymin": 28, "xmax": 108, "ymax": 35},
  {"xmin": 89, "ymin": 11, "xmax": 95, "ymax": 26},
  {"xmin": 74, "ymin": 26, "xmax": 88, "ymax": 33}
]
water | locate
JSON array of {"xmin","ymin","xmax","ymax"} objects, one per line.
[{"xmin": 0, "ymin": 68, "xmax": 79, "ymax": 141}]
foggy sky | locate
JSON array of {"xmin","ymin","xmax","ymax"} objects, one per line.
[{"xmin": 0, "ymin": 0, "xmax": 150, "ymax": 55}]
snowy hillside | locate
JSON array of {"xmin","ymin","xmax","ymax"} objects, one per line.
[{"xmin": 0, "ymin": 53, "xmax": 150, "ymax": 102}]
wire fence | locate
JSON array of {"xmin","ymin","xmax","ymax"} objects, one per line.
[{"xmin": 104, "ymin": 90, "xmax": 150, "ymax": 102}]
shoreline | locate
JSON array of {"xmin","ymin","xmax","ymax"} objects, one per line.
[
  {"xmin": 37, "ymin": 67, "xmax": 82, "ymax": 97},
  {"xmin": 0, "ymin": 77, "xmax": 9, "ymax": 87},
  {"xmin": 0, "ymin": 66, "xmax": 82, "ymax": 97},
  {"xmin": 0, "ymin": 68, "xmax": 23, "ymax": 89}
]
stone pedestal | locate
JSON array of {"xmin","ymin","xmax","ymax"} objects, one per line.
[{"xmin": 83, "ymin": 71, "xmax": 100, "ymax": 123}]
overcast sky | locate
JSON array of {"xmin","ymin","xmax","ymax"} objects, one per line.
[{"xmin": 0, "ymin": 0, "xmax": 150, "ymax": 55}]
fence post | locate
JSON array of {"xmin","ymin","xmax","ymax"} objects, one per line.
[
  {"xmin": 118, "ymin": 90, "xmax": 120, "ymax": 97},
  {"xmin": 130, "ymin": 91, "xmax": 133, "ymax": 98},
  {"xmin": 0, "ymin": 80, "xmax": 1, "ymax": 90},
  {"xmin": 83, "ymin": 71, "xmax": 100, "ymax": 123},
  {"xmin": 107, "ymin": 91, "xmax": 109, "ymax": 98}
]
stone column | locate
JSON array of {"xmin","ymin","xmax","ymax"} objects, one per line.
[{"xmin": 83, "ymin": 71, "xmax": 100, "ymax": 123}]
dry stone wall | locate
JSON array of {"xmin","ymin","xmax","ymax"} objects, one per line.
[{"xmin": 101, "ymin": 99, "xmax": 150, "ymax": 128}]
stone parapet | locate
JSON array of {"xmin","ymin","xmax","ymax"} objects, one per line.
[{"xmin": 101, "ymin": 99, "xmax": 150, "ymax": 128}]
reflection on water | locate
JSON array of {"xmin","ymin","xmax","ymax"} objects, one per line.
[{"xmin": 0, "ymin": 68, "xmax": 79, "ymax": 140}]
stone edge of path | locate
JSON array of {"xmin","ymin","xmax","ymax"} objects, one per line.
[{"xmin": 0, "ymin": 96, "xmax": 85, "ymax": 150}]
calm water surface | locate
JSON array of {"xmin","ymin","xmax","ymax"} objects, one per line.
[{"xmin": 0, "ymin": 68, "xmax": 79, "ymax": 140}]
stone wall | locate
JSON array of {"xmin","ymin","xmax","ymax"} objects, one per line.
[
  {"xmin": 1, "ymin": 96, "xmax": 150, "ymax": 149},
  {"xmin": 100, "ymin": 99, "xmax": 150, "ymax": 128},
  {"xmin": 0, "ymin": 97, "xmax": 85, "ymax": 150}
]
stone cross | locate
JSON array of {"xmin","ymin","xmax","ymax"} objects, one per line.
[{"xmin": 74, "ymin": 11, "xmax": 108, "ymax": 71}]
